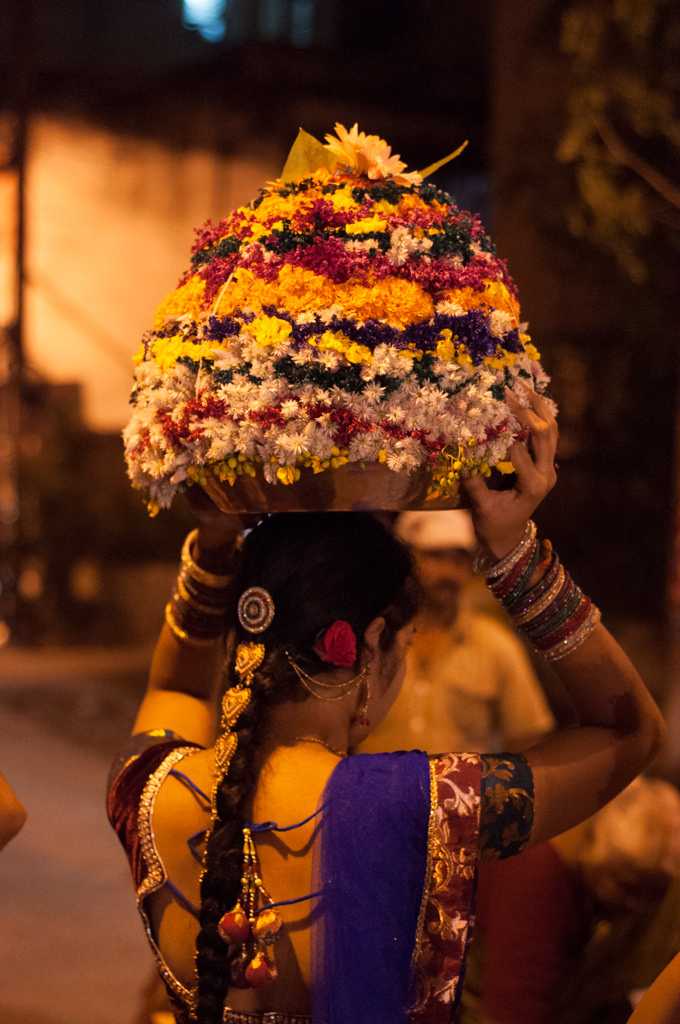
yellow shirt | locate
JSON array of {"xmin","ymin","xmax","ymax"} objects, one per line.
[{"xmin": 361, "ymin": 610, "xmax": 555, "ymax": 755}]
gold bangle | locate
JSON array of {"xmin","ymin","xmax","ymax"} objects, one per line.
[
  {"xmin": 177, "ymin": 576, "xmax": 227, "ymax": 616},
  {"xmin": 180, "ymin": 528, "xmax": 235, "ymax": 589},
  {"xmin": 165, "ymin": 602, "xmax": 222, "ymax": 648}
]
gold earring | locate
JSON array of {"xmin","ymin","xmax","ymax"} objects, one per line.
[{"xmin": 354, "ymin": 674, "xmax": 370, "ymax": 727}]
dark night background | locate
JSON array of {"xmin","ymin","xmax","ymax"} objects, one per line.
[{"xmin": 0, "ymin": 3, "xmax": 678, "ymax": 1020}]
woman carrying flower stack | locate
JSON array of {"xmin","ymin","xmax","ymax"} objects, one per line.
[{"xmin": 109, "ymin": 125, "xmax": 665, "ymax": 1023}]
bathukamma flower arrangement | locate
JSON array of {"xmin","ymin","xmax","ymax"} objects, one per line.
[{"xmin": 124, "ymin": 123, "xmax": 554, "ymax": 514}]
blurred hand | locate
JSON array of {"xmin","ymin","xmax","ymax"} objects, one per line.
[{"xmin": 463, "ymin": 384, "xmax": 558, "ymax": 560}]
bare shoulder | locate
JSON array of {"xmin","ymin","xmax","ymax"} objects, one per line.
[{"xmin": 153, "ymin": 747, "xmax": 215, "ymax": 839}]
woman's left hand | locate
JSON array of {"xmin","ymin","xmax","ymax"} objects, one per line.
[{"xmin": 463, "ymin": 384, "xmax": 558, "ymax": 559}]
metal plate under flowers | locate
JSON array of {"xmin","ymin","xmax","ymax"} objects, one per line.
[{"xmin": 200, "ymin": 462, "xmax": 516, "ymax": 514}]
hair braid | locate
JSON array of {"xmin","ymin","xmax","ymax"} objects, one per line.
[{"xmin": 193, "ymin": 654, "xmax": 300, "ymax": 1023}]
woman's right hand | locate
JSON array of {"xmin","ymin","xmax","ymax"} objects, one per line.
[
  {"xmin": 184, "ymin": 486, "xmax": 260, "ymax": 572},
  {"xmin": 463, "ymin": 384, "xmax": 558, "ymax": 560},
  {"xmin": 185, "ymin": 485, "xmax": 259, "ymax": 547}
]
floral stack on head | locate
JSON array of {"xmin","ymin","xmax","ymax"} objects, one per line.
[{"xmin": 124, "ymin": 123, "xmax": 554, "ymax": 515}]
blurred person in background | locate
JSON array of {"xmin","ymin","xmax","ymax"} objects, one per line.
[
  {"xmin": 0, "ymin": 771, "xmax": 27, "ymax": 849},
  {"xmin": 361, "ymin": 509, "xmax": 555, "ymax": 755},
  {"xmin": 460, "ymin": 777, "xmax": 680, "ymax": 1024}
]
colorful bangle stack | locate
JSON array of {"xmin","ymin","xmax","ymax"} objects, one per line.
[
  {"xmin": 478, "ymin": 521, "xmax": 601, "ymax": 662},
  {"xmin": 164, "ymin": 528, "xmax": 236, "ymax": 647}
]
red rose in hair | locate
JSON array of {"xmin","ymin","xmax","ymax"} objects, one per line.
[{"xmin": 314, "ymin": 620, "xmax": 357, "ymax": 668}]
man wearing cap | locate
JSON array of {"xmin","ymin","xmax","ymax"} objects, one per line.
[{"xmin": 362, "ymin": 511, "xmax": 555, "ymax": 755}]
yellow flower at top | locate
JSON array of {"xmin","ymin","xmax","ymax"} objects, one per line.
[
  {"xmin": 249, "ymin": 314, "xmax": 293, "ymax": 348},
  {"xmin": 324, "ymin": 123, "xmax": 422, "ymax": 185},
  {"xmin": 153, "ymin": 276, "xmax": 207, "ymax": 329},
  {"xmin": 345, "ymin": 216, "xmax": 388, "ymax": 235}
]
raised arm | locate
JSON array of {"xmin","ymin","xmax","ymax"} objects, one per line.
[
  {"xmin": 465, "ymin": 386, "xmax": 666, "ymax": 847},
  {"xmin": 0, "ymin": 771, "xmax": 27, "ymax": 849},
  {"xmin": 132, "ymin": 501, "xmax": 245, "ymax": 746}
]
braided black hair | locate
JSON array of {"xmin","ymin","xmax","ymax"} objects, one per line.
[{"xmin": 193, "ymin": 512, "xmax": 419, "ymax": 1022}]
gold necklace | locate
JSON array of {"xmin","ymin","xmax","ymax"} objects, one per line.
[{"xmin": 294, "ymin": 735, "xmax": 347, "ymax": 758}]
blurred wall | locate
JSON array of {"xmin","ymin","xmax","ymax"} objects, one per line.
[{"xmin": 26, "ymin": 113, "xmax": 279, "ymax": 430}]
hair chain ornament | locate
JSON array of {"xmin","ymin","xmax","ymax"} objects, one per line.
[
  {"xmin": 238, "ymin": 586, "xmax": 275, "ymax": 634},
  {"xmin": 286, "ymin": 651, "xmax": 367, "ymax": 702}
]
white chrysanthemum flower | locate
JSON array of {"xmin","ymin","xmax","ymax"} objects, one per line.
[
  {"xmin": 281, "ymin": 399, "xmax": 300, "ymax": 418},
  {"xmin": 385, "ymin": 448, "xmax": 420, "ymax": 473},
  {"xmin": 317, "ymin": 350, "xmax": 341, "ymax": 369},
  {"xmin": 212, "ymin": 347, "xmax": 242, "ymax": 371},
  {"xmin": 489, "ymin": 309, "xmax": 515, "ymax": 338},
  {"xmin": 362, "ymin": 382, "xmax": 386, "ymax": 404},
  {"xmin": 435, "ymin": 298, "xmax": 467, "ymax": 317},
  {"xmin": 367, "ymin": 344, "xmax": 411, "ymax": 378},
  {"xmin": 275, "ymin": 431, "xmax": 308, "ymax": 457},
  {"xmin": 385, "ymin": 405, "xmax": 406, "ymax": 424},
  {"xmin": 387, "ymin": 226, "xmax": 432, "ymax": 266},
  {"xmin": 348, "ymin": 433, "xmax": 382, "ymax": 461}
]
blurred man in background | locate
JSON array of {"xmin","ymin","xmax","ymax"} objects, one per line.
[{"xmin": 361, "ymin": 510, "xmax": 555, "ymax": 755}]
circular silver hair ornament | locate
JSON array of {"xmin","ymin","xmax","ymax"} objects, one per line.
[{"xmin": 237, "ymin": 586, "xmax": 275, "ymax": 634}]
